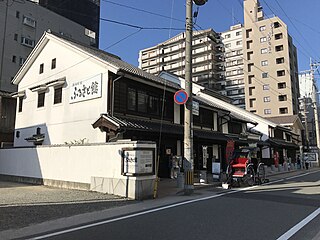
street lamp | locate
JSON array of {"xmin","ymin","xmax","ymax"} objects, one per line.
[{"xmin": 184, "ymin": 0, "xmax": 207, "ymax": 195}]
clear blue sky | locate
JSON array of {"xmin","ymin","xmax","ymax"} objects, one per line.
[{"xmin": 99, "ymin": 0, "xmax": 320, "ymax": 76}]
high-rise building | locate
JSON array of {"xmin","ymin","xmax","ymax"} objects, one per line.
[
  {"xmin": 243, "ymin": 0, "xmax": 300, "ymax": 117},
  {"xmin": 36, "ymin": 0, "xmax": 100, "ymax": 47},
  {"xmin": 139, "ymin": 29, "xmax": 224, "ymax": 90},
  {"xmin": 220, "ymin": 24, "xmax": 245, "ymax": 108},
  {"xmin": 0, "ymin": 0, "xmax": 98, "ymax": 146}
]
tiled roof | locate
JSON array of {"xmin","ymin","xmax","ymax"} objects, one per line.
[
  {"xmin": 51, "ymin": 32, "xmax": 180, "ymax": 90},
  {"xmin": 265, "ymin": 115, "xmax": 300, "ymax": 125}
]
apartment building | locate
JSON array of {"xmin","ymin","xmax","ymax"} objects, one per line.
[
  {"xmin": 243, "ymin": 0, "xmax": 300, "ymax": 117},
  {"xmin": 220, "ymin": 24, "xmax": 245, "ymax": 108},
  {"xmin": 139, "ymin": 29, "xmax": 224, "ymax": 90},
  {"xmin": 0, "ymin": 0, "xmax": 98, "ymax": 146}
]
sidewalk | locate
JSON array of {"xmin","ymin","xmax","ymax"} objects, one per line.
[{"xmin": 156, "ymin": 166, "xmax": 319, "ymax": 198}]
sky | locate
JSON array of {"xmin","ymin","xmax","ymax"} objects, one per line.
[{"xmin": 99, "ymin": 0, "xmax": 320, "ymax": 78}]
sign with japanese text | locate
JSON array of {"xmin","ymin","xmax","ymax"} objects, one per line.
[
  {"xmin": 123, "ymin": 149, "xmax": 154, "ymax": 175},
  {"xmin": 192, "ymin": 101, "xmax": 199, "ymax": 116},
  {"xmin": 70, "ymin": 74, "xmax": 102, "ymax": 103}
]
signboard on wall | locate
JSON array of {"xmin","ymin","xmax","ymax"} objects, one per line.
[
  {"xmin": 192, "ymin": 101, "xmax": 199, "ymax": 116},
  {"xmin": 70, "ymin": 74, "xmax": 102, "ymax": 103},
  {"xmin": 122, "ymin": 148, "xmax": 155, "ymax": 175}
]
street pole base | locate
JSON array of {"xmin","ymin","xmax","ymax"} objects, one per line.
[{"xmin": 184, "ymin": 184, "xmax": 194, "ymax": 195}]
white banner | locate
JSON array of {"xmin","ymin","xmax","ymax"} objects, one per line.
[{"xmin": 70, "ymin": 74, "xmax": 102, "ymax": 103}]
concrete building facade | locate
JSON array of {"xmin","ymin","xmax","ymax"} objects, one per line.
[
  {"xmin": 220, "ymin": 24, "xmax": 245, "ymax": 108},
  {"xmin": 139, "ymin": 29, "xmax": 224, "ymax": 90},
  {"xmin": 243, "ymin": 0, "xmax": 300, "ymax": 117}
]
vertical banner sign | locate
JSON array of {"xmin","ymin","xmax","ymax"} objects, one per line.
[
  {"xmin": 202, "ymin": 146, "xmax": 208, "ymax": 168},
  {"xmin": 70, "ymin": 74, "xmax": 102, "ymax": 103},
  {"xmin": 226, "ymin": 140, "xmax": 235, "ymax": 164}
]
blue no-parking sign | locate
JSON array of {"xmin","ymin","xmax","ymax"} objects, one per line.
[{"xmin": 174, "ymin": 90, "xmax": 188, "ymax": 105}]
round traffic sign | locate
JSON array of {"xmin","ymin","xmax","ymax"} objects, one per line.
[{"xmin": 174, "ymin": 90, "xmax": 188, "ymax": 105}]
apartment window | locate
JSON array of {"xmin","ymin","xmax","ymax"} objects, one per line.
[
  {"xmin": 247, "ymin": 51, "xmax": 253, "ymax": 60},
  {"xmin": 246, "ymin": 40, "xmax": 253, "ymax": 49},
  {"xmin": 37, "ymin": 92, "xmax": 45, "ymax": 108},
  {"xmin": 236, "ymin": 31, "xmax": 242, "ymax": 36},
  {"xmin": 16, "ymin": 11, "xmax": 20, "ymax": 18},
  {"xmin": 19, "ymin": 57, "xmax": 25, "ymax": 66},
  {"xmin": 276, "ymin": 57, "xmax": 284, "ymax": 64},
  {"xmin": 263, "ymin": 84, "xmax": 269, "ymax": 90},
  {"xmin": 275, "ymin": 33, "xmax": 283, "ymax": 40},
  {"xmin": 273, "ymin": 22, "xmax": 281, "ymax": 28},
  {"xmin": 275, "ymin": 45, "xmax": 284, "ymax": 52},
  {"xmin": 54, "ymin": 87, "xmax": 63, "ymax": 104},
  {"xmin": 279, "ymin": 107, "xmax": 288, "ymax": 114},
  {"xmin": 278, "ymin": 82, "xmax": 286, "ymax": 89},
  {"xmin": 39, "ymin": 63, "xmax": 44, "ymax": 74},
  {"xmin": 225, "ymin": 43, "xmax": 231, "ymax": 48},
  {"xmin": 12, "ymin": 55, "xmax": 17, "ymax": 63},
  {"xmin": 23, "ymin": 16, "xmax": 36, "ymax": 28},
  {"xmin": 250, "ymin": 110, "xmax": 257, "ymax": 113},
  {"xmin": 16, "ymin": 131, "xmax": 20, "ymax": 138},
  {"xmin": 259, "ymin": 25, "xmax": 266, "ymax": 31},
  {"xmin": 51, "ymin": 58, "xmax": 56, "ymax": 69},
  {"xmin": 264, "ymin": 96, "xmax": 271, "ymax": 102},
  {"xmin": 249, "ymin": 98, "xmax": 256, "ymax": 107},
  {"xmin": 14, "ymin": 34, "xmax": 18, "ymax": 41},
  {"xmin": 249, "ymin": 87, "xmax": 255, "ymax": 96},
  {"xmin": 236, "ymin": 40, "xmax": 242, "ymax": 46},
  {"xmin": 21, "ymin": 37, "xmax": 35, "ymax": 48},
  {"xmin": 246, "ymin": 29, "xmax": 252, "ymax": 38},
  {"xmin": 260, "ymin": 37, "xmax": 267, "ymax": 43},
  {"xmin": 18, "ymin": 97, "xmax": 23, "ymax": 112},
  {"xmin": 127, "ymin": 88, "xmax": 136, "ymax": 111},
  {"xmin": 277, "ymin": 70, "xmax": 285, "ymax": 77},
  {"xmin": 278, "ymin": 95, "xmax": 287, "ymax": 101},
  {"xmin": 248, "ymin": 63, "xmax": 254, "ymax": 72},
  {"xmin": 264, "ymin": 109, "xmax": 271, "ymax": 115},
  {"xmin": 261, "ymin": 60, "xmax": 268, "ymax": 66},
  {"xmin": 261, "ymin": 48, "xmax": 268, "ymax": 54},
  {"xmin": 224, "ymin": 34, "xmax": 231, "ymax": 39},
  {"xmin": 262, "ymin": 72, "xmax": 268, "ymax": 78},
  {"xmin": 248, "ymin": 75, "xmax": 254, "ymax": 84}
]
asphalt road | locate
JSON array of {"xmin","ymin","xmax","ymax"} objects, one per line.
[{"xmin": 29, "ymin": 170, "xmax": 320, "ymax": 240}]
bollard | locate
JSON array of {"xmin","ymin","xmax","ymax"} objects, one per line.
[{"xmin": 177, "ymin": 172, "xmax": 184, "ymax": 188}]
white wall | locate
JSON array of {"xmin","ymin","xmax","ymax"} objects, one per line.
[
  {"xmin": 0, "ymin": 141, "xmax": 156, "ymax": 199},
  {"xmin": 14, "ymin": 38, "xmax": 111, "ymax": 146}
]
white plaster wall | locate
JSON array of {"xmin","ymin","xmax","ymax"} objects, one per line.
[
  {"xmin": 0, "ymin": 142, "xmax": 156, "ymax": 184},
  {"xmin": 14, "ymin": 38, "xmax": 111, "ymax": 146}
]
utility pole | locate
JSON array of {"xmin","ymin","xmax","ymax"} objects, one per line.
[{"xmin": 184, "ymin": 0, "xmax": 207, "ymax": 195}]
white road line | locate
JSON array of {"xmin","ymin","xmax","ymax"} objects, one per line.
[
  {"xmin": 276, "ymin": 207, "xmax": 320, "ymax": 240},
  {"xmin": 30, "ymin": 170, "xmax": 319, "ymax": 240}
]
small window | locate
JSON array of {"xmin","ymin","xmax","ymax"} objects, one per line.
[
  {"xmin": 274, "ymin": 22, "xmax": 281, "ymax": 28},
  {"xmin": 278, "ymin": 82, "xmax": 286, "ymax": 89},
  {"xmin": 51, "ymin": 58, "xmax": 56, "ymax": 69},
  {"xmin": 261, "ymin": 48, "xmax": 268, "ymax": 54},
  {"xmin": 248, "ymin": 75, "xmax": 254, "ymax": 84},
  {"xmin": 276, "ymin": 57, "xmax": 284, "ymax": 64},
  {"xmin": 261, "ymin": 60, "xmax": 268, "ymax": 66},
  {"xmin": 275, "ymin": 33, "xmax": 283, "ymax": 40},
  {"xmin": 277, "ymin": 70, "xmax": 285, "ymax": 77},
  {"xmin": 264, "ymin": 109, "xmax": 271, "ymax": 115},
  {"xmin": 18, "ymin": 97, "xmax": 23, "ymax": 112},
  {"xmin": 249, "ymin": 98, "xmax": 255, "ymax": 107},
  {"xmin": 260, "ymin": 37, "xmax": 267, "ymax": 43},
  {"xmin": 39, "ymin": 63, "xmax": 44, "ymax": 74},
  {"xmin": 224, "ymin": 34, "xmax": 231, "ymax": 39},
  {"xmin": 54, "ymin": 87, "xmax": 62, "ymax": 104},
  {"xmin": 248, "ymin": 63, "xmax": 254, "ymax": 72},
  {"xmin": 225, "ymin": 43, "xmax": 231, "ymax": 48},
  {"xmin": 249, "ymin": 87, "xmax": 255, "ymax": 96},
  {"xmin": 236, "ymin": 40, "xmax": 242, "ymax": 46},
  {"xmin": 278, "ymin": 95, "xmax": 287, "ymax": 101},
  {"xmin": 279, "ymin": 107, "xmax": 288, "ymax": 114},
  {"xmin": 14, "ymin": 34, "xmax": 18, "ymax": 41},
  {"xmin": 12, "ymin": 55, "xmax": 17, "ymax": 63},
  {"xmin": 19, "ymin": 57, "xmax": 25, "ymax": 66},
  {"xmin": 263, "ymin": 84, "xmax": 269, "ymax": 90},
  {"xmin": 23, "ymin": 16, "xmax": 36, "ymax": 28},
  {"xmin": 127, "ymin": 87, "xmax": 136, "ymax": 111},
  {"xmin": 262, "ymin": 72, "xmax": 268, "ymax": 78},
  {"xmin": 259, "ymin": 25, "xmax": 266, "ymax": 31},
  {"xmin": 16, "ymin": 11, "xmax": 20, "ymax": 18},
  {"xmin": 236, "ymin": 31, "xmax": 242, "ymax": 36},
  {"xmin": 37, "ymin": 92, "xmax": 45, "ymax": 108},
  {"xmin": 275, "ymin": 45, "xmax": 284, "ymax": 52},
  {"xmin": 16, "ymin": 131, "xmax": 20, "ymax": 138},
  {"xmin": 264, "ymin": 96, "xmax": 271, "ymax": 102}
]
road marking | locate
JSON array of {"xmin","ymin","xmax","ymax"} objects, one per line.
[
  {"xmin": 276, "ymin": 207, "xmax": 320, "ymax": 240},
  {"xmin": 30, "ymin": 170, "xmax": 319, "ymax": 239}
]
